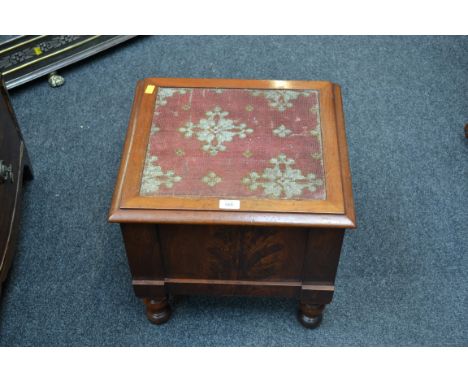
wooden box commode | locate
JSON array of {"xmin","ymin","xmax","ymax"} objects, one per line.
[{"xmin": 109, "ymin": 78, "xmax": 355, "ymax": 328}]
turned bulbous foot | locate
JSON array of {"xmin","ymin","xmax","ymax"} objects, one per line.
[
  {"xmin": 298, "ymin": 303, "xmax": 325, "ymax": 329},
  {"xmin": 145, "ymin": 298, "xmax": 171, "ymax": 325}
]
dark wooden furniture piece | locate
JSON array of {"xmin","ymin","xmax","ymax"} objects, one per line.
[
  {"xmin": 0, "ymin": 75, "xmax": 33, "ymax": 295},
  {"xmin": 109, "ymin": 78, "xmax": 356, "ymax": 328},
  {"xmin": 0, "ymin": 35, "xmax": 136, "ymax": 89}
]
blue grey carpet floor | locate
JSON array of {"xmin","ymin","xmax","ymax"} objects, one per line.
[{"xmin": 0, "ymin": 36, "xmax": 467, "ymax": 346}]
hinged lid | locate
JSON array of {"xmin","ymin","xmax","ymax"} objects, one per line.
[{"xmin": 109, "ymin": 78, "xmax": 355, "ymax": 227}]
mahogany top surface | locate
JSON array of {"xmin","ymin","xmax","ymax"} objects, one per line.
[{"xmin": 109, "ymin": 78, "xmax": 356, "ymax": 228}]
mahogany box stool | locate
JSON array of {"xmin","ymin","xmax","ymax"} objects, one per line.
[{"xmin": 109, "ymin": 78, "xmax": 356, "ymax": 328}]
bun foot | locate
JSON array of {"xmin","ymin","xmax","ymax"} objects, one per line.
[
  {"xmin": 145, "ymin": 298, "xmax": 171, "ymax": 325},
  {"xmin": 298, "ymin": 303, "xmax": 325, "ymax": 329}
]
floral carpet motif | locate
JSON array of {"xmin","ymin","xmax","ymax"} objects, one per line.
[{"xmin": 140, "ymin": 87, "xmax": 326, "ymax": 200}]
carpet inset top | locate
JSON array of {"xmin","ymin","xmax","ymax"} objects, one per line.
[{"xmin": 140, "ymin": 87, "xmax": 326, "ymax": 200}]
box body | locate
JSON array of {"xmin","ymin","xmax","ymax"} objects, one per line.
[{"xmin": 123, "ymin": 224, "xmax": 343, "ymax": 304}]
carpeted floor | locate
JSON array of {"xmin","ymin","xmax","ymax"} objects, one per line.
[{"xmin": 0, "ymin": 36, "xmax": 467, "ymax": 346}]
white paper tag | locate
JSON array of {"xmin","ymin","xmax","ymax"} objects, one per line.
[{"xmin": 219, "ymin": 199, "xmax": 240, "ymax": 209}]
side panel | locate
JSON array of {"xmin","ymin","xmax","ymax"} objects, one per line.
[
  {"xmin": 120, "ymin": 223, "xmax": 166, "ymax": 298},
  {"xmin": 300, "ymin": 228, "xmax": 345, "ymax": 304}
]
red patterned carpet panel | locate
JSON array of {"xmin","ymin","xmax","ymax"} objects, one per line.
[{"xmin": 140, "ymin": 87, "xmax": 326, "ymax": 200}]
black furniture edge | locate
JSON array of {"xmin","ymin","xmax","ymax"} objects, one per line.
[{"xmin": 0, "ymin": 35, "xmax": 137, "ymax": 89}]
